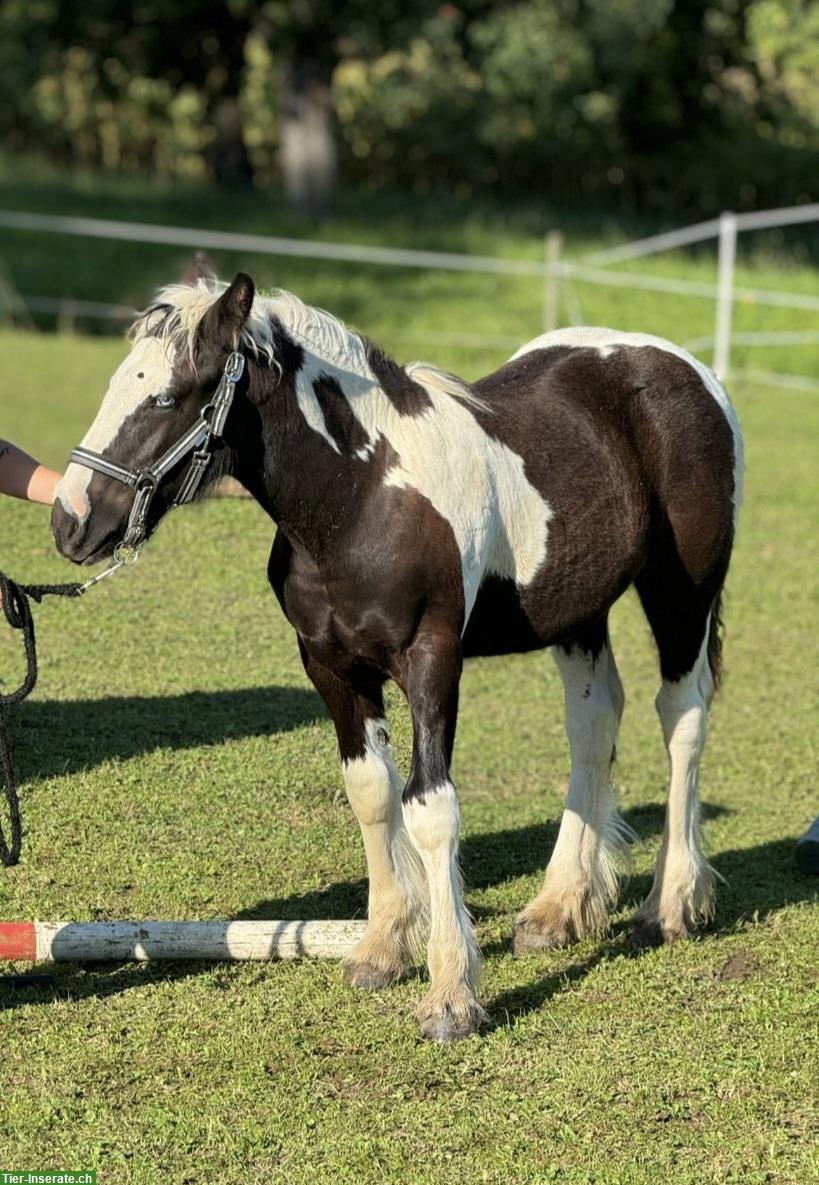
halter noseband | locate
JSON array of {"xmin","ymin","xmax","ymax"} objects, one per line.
[{"xmin": 70, "ymin": 350, "xmax": 245, "ymax": 564}]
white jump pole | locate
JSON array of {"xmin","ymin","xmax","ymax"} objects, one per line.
[{"xmin": 0, "ymin": 919, "xmax": 367, "ymax": 963}]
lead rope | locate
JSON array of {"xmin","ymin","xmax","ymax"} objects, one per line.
[
  {"xmin": 0, "ymin": 571, "xmax": 84, "ymax": 865},
  {"xmin": 1, "ymin": 353, "xmax": 243, "ymax": 867}
]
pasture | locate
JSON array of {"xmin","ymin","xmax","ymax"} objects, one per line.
[{"xmin": 0, "ymin": 198, "xmax": 818, "ymax": 1181}]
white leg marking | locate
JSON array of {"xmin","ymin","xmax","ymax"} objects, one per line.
[
  {"xmin": 635, "ymin": 628, "xmax": 717, "ymax": 941},
  {"xmin": 403, "ymin": 783, "xmax": 486, "ymax": 1036},
  {"xmin": 342, "ymin": 720, "xmax": 427, "ymax": 982},
  {"xmin": 516, "ymin": 640, "xmax": 634, "ymax": 951}
]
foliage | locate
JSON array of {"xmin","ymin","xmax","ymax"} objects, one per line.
[
  {"xmin": 747, "ymin": 0, "xmax": 819, "ymax": 135},
  {"xmin": 0, "ymin": 0, "xmax": 816, "ymax": 212}
]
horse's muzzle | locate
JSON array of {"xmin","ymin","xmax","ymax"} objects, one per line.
[{"xmin": 51, "ymin": 501, "xmax": 111, "ymax": 566}]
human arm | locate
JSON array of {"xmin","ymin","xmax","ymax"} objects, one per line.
[{"xmin": 0, "ymin": 440, "xmax": 62, "ymax": 504}]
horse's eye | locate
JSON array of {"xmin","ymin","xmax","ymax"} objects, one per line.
[{"xmin": 153, "ymin": 394, "xmax": 176, "ymax": 409}]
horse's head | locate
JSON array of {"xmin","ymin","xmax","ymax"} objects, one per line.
[{"xmin": 53, "ymin": 267, "xmax": 256, "ymax": 565}]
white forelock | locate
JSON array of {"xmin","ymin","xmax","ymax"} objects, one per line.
[{"xmin": 130, "ymin": 280, "xmax": 277, "ymax": 368}]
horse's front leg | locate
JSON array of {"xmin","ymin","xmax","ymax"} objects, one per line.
[
  {"xmin": 299, "ymin": 643, "xmax": 427, "ymax": 988},
  {"xmin": 399, "ymin": 627, "xmax": 487, "ymax": 1041}
]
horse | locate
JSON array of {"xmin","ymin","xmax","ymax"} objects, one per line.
[{"xmin": 52, "ymin": 257, "xmax": 743, "ymax": 1041}]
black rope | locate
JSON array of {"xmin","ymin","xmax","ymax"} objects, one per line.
[{"xmin": 0, "ymin": 571, "xmax": 83, "ymax": 866}]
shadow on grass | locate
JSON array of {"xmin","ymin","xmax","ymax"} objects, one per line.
[
  {"xmin": 489, "ymin": 834, "xmax": 818, "ymax": 1024},
  {"xmin": 227, "ymin": 801, "xmax": 730, "ymax": 922},
  {"xmin": 2, "ymin": 815, "xmax": 815, "ymax": 1019},
  {"xmin": 461, "ymin": 799, "xmax": 730, "ymax": 895},
  {"xmin": 10, "ymin": 686, "xmax": 325, "ymax": 782}
]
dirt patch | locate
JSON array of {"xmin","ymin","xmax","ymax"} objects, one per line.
[{"xmin": 715, "ymin": 949, "xmax": 760, "ymax": 982}]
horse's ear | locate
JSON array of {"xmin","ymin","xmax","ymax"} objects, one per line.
[
  {"xmin": 197, "ymin": 273, "xmax": 255, "ymax": 355},
  {"xmin": 181, "ymin": 250, "xmax": 217, "ymax": 286}
]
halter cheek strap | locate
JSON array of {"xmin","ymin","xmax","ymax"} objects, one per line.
[{"xmin": 69, "ymin": 351, "xmax": 245, "ymax": 566}]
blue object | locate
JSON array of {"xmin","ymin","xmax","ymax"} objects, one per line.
[{"xmin": 795, "ymin": 816, "xmax": 819, "ymax": 875}]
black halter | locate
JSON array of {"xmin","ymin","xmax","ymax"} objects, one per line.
[{"xmin": 69, "ymin": 350, "xmax": 245, "ymax": 564}]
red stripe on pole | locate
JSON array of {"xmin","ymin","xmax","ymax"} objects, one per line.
[{"xmin": 0, "ymin": 922, "xmax": 37, "ymax": 961}]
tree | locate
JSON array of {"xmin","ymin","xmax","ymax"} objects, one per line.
[
  {"xmin": 0, "ymin": 0, "xmax": 816, "ymax": 215},
  {"xmin": 260, "ymin": 0, "xmax": 447, "ymax": 214},
  {"xmin": 0, "ymin": 0, "xmax": 258, "ymax": 182}
]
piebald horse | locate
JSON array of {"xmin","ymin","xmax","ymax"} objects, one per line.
[{"xmin": 53, "ymin": 260, "xmax": 743, "ymax": 1040}]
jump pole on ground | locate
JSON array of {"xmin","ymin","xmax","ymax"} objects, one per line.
[{"xmin": 0, "ymin": 920, "xmax": 367, "ymax": 963}]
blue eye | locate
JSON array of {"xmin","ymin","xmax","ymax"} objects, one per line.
[{"xmin": 154, "ymin": 393, "xmax": 176, "ymax": 409}]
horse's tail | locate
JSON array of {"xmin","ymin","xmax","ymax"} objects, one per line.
[{"xmin": 708, "ymin": 588, "xmax": 725, "ymax": 692}]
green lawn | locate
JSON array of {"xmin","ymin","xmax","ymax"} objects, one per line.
[{"xmin": 0, "ymin": 253, "xmax": 818, "ymax": 1182}]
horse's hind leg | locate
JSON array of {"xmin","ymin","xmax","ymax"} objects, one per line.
[
  {"xmin": 514, "ymin": 622, "xmax": 633, "ymax": 953},
  {"xmin": 299, "ymin": 644, "xmax": 428, "ymax": 986},
  {"xmin": 632, "ymin": 594, "xmax": 720, "ymax": 946}
]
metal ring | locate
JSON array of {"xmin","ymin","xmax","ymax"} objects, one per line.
[{"xmin": 112, "ymin": 543, "xmax": 141, "ymax": 565}]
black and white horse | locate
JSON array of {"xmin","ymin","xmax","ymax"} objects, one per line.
[{"xmin": 53, "ymin": 259, "xmax": 743, "ymax": 1040}]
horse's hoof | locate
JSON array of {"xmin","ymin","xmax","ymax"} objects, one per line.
[
  {"xmin": 343, "ymin": 960, "xmax": 400, "ymax": 990},
  {"xmin": 513, "ymin": 914, "xmax": 573, "ymax": 954},
  {"xmin": 417, "ymin": 991, "xmax": 487, "ymax": 1041},
  {"xmin": 630, "ymin": 917, "xmax": 689, "ymax": 949},
  {"xmin": 419, "ymin": 1010, "xmax": 481, "ymax": 1042}
]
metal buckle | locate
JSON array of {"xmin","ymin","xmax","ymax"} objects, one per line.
[
  {"xmin": 224, "ymin": 352, "xmax": 245, "ymax": 384},
  {"xmin": 174, "ymin": 449, "xmax": 211, "ymax": 506}
]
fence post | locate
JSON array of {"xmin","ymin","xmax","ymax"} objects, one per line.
[
  {"xmin": 543, "ymin": 230, "xmax": 563, "ymax": 332},
  {"xmin": 714, "ymin": 210, "xmax": 737, "ymax": 379}
]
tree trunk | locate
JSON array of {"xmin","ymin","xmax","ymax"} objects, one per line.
[
  {"xmin": 280, "ymin": 59, "xmax": 338, "ymax": 218},
  {"xmin": 209, "ymin": 96, "xmax": 253, "ymax": 186}
]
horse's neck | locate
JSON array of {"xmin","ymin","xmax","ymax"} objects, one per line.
[
  {"xmin": 269, "ymin": 298, "xmax": 376, "ymax": 392},
  {"xmin": 236, "ymin": 344, "xmax": 378, "ymax": 554}
]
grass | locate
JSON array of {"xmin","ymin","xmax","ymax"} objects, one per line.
[{"xmin": 0, "ymin": 184, "xmax": 818, "ymax": 1182}]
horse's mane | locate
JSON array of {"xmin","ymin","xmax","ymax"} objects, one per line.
[
  {"xmin": 129, "ymin": 281, "xmax": 278, "ymax": 367},
  {"xmin": 129, "ymin": 280, "xmax": 486, "ymax": 410}
]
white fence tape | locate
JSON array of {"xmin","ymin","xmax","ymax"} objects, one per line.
[
  {"xmin": 556, "ymin": 261, "xmax": 819, "ymax": 312},
  {"xmin": 589, "ymin": 202, "xmax": 819, "ymax": 265},
  {"xmin": 736, "ymin": 369, "xmax": 819, "ymax": 393},
  {"xmin": 0, "ymin": 204, "xmax": 817, "ymax": 388},
  {"xmin": 588, "ymin": 219, "xmax": 724, "ymax": 266},
  {"xmin": 13, "ymin": 294, "xmax": 135, "ymax": 320},
  {"xmin": 685, "ymin": 330, "xmax": 819, "ymax": 352},
  {"xmin": 0, "ymin": 209, "xmax": 545, "ymax": 276}
]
